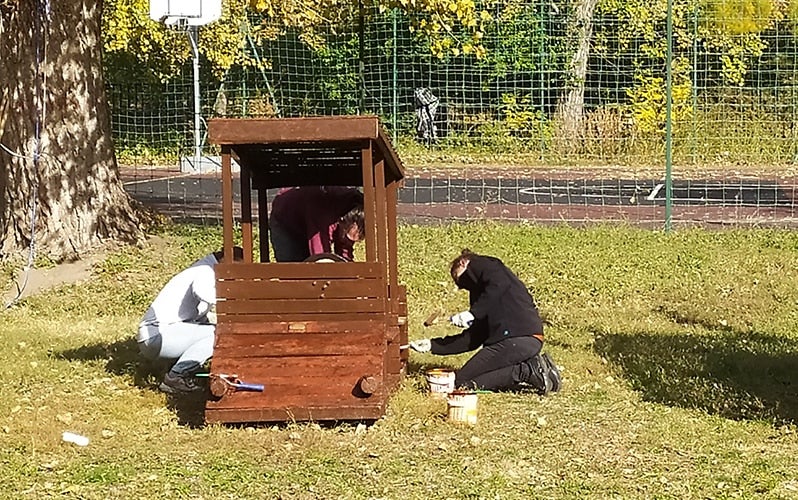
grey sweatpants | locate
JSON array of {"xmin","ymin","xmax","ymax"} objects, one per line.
[{"xmin": 138, "ymin": 322, "xmax": 215, "ymax": 374}]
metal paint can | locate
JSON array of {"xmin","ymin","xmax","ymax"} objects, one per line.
[
  {"xmin": 447, "ymin": 390, "xmax": 478, "ymax": 425},
  {"xmin": 425, "ymin": 368, "xmax": 455, "ymax": 398}
]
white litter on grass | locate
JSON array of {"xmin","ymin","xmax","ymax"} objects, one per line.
[{"xmin": 62, "ymin": 431, "xmax": 89, "ymax": 446}]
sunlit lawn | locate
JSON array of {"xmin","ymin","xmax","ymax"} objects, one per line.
[{"xmin": 2, "ymin": 222, "xmax": 798, "ymax": 499}]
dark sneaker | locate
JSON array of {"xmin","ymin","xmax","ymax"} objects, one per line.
[
  {"xmin": 159, "ymin": 371, "xmax": 203, "ymax": 394},
  {"xmin": 511, "ymin": 355, "xmax": 549, "ymax": 395},
  {"xmin": 541, "ymin": 353, "xmax": 561, "ymax": 393}
]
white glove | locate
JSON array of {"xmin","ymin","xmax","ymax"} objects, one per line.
[
  {"xmin": 450, "ymin": 311, "xmax": 475, "ymax": 328},
  {"xmin": 409, "ymin": 339, "xmax": 432, "ymax": 353}
]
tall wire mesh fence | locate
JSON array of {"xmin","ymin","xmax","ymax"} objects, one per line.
[{"xmin": 112, "ymin": 1, "xmax": 798, "ymax": 227}]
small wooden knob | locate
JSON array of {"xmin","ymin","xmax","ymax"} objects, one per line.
[
  {"xmin": 209, "ymin": 377, "xmax": 229, "ymax": 398},
  {"xmin": 358, "ymin": 376, "xmax": 380, "ymax": 395}
]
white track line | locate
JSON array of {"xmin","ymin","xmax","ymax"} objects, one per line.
[
  {"xmin": 646, "ymin": 183, "xmax": 664, "ymax": 201},
  {"xmin": 122, "ymin": 171, "xmax": 202, "ymax": 186}
]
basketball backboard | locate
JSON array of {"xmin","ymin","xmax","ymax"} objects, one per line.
[{"xmin": 149, "ymin": 0, "xmax": 221, "ymax": 26}]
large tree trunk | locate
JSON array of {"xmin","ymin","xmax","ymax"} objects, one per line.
[
  {"xmin": 0, "ymin": 0, "xmax": 142, "ymax": 262},
  {"xmin": 554, "ymin": 0, "xmax": 598, "ymax": 149}
]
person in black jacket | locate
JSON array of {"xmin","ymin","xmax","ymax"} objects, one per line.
[{"xmin": 409, "ymin": 249, "xmax": 561, "ymax": 394}]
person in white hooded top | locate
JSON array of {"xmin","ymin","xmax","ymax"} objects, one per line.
[{"xmin": 137, "ymin": 247, "xmax": 243, "ymax": 393}]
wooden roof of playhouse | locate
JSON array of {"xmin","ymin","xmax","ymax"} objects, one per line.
[
  {"xmin": 208, "ymin": 115, "xmax": 404, "ymax": 189},
  {"xmin": 208, "ymin": 115, "xmax": 406, "ymax": 265}
]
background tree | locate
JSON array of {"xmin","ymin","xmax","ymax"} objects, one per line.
[
  {"xmin": 554, "ymin": 0, "xmax": 599, "ymax": 145},
  {"xmin": 0, "ymin": 0, "xmax": 142, "ymax": 262}
]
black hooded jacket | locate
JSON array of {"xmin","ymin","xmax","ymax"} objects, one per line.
[{"xmin": 431, "ymin": 254, "xmax": 543, "ymax": 356}]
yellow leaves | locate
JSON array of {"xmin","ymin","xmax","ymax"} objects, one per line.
[
  {"xmin": 104, "ymin": 0, "xmax": 493, "ymax": 79},
  {"xmin": 626, "ymin": 71, "xmax": 694, "ymax": 134},
  {"xmin": 403, "ymin": 0, "xmax": 490, "ymax": 59},
  {"xmin": 706, "ymin": 0, "xmax": 777, "ymax": 34}
]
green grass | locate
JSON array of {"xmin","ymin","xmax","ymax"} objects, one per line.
[{"xmin": 2, "ymin": 222, "xmax": 798, "ymax": 498}]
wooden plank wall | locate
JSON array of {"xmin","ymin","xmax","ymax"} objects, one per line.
[{"xmin": 206, "ymin": 262, "xmax": 391, "ymax": 423}]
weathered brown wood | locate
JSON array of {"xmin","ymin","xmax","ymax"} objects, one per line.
[
  {"xmin": 217, "ymin": 298, "xmax": 384, "ymax": 315},
  {"xmin": 206, "ymin": 353, "xmax": 386, "ymax": 412},
  {"xmin": 386, "ymin": 181, "xmax": 399, "ymax": 291},
  {"xmin": 374, "ymin": 159, "xmax": 388, "ymax": 315},
  {"xmin": 240, "ymin": 166, "xmax": 253, "ymax": 262},
  {"xmin": 206, "ymin": 116, "xmax": 405, "ymax": 424},
  {"xmin": 216, "ymin": 312, "xmax": 387, "ymax": 323},
  {"xmin": 362, "ymin": 144, "xmax": 377, "ymax": 262},
  {"xmin": 241, "ymin": 141, "xmax": 374, "ymax": 189},
  {"xmin": 258, "ymin": 188, "xmax": 269, "ymax": 262},
  {"xmin": 375, "ymin": 160, "xmax": 387, "ymax": 264},
  {"xmin": 206, "ymin": 387, "xmax": 389, "ymax": 413},
  {"xmin": 215, "ymin": 262, "xmax": 382, "ymax": 280},
  {"xmin": 216, "ymin": 319, "xmax": 381, "ymax": 334},
  {"xmin": 214, "ymin": 332, "xmax": 383, "ymax": 357},
  {"xmin": 206, "ymin": 393, "xmax": 389, "ymax": 416},
  {"xmin": 210, "ymin": 354, "xmax": 383, "ymax": 380},
  {"xmin": 222, "ymin": 146, "xmax": 234, "ymax": 257},
  {"xmin": 205, "ymin": 405, "xmax": 386, "ymax": 424},
  {"xmin": 210, "ymin": 116, "xmax": 381, "ymax": 145},
  {"xmin": 205, "ymin": 383, "xmax": 388, "ymax": 409},
  {"xmin": 384, "ymin": 322, "xmax": 400, "ymax": 340},
  {"xmin": 217, "ymin": 278, "xmax": 383, "ymax": 300}
]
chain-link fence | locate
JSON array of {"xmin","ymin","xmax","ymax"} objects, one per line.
[{"xmin": 113, "ymin": 1, "xmax": 798, "ymax": 227}]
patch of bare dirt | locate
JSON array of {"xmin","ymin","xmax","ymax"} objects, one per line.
[
  {"xmin": 2, "ymin": 256, "xmax": 100, "ymax": 307},
  {"xmin": 1, "ymin": 236, "xmax": 169, "ymax": 307}
]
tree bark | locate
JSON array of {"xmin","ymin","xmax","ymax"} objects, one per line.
[
  {"xmin": 0, "ymin": 0, "xmax": 142, "ymax": 262},
  {"xmin": 554, "ymin": 0, "xmax": 599, "ymax": 147}
]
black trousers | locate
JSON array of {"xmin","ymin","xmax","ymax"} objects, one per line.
[{"xmin": 455, "ymin": 336, "xmax": 543, "ymax": 391}]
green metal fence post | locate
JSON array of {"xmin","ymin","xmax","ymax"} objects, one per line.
[
  {"xmin": 392, "ymin": 8, "xmax": 398, "ymax": 142},
  {"xmin": 665, "ymin": 0, "xmax": 674, "ymax": 232},
  {"xmin": 358, "ymin": 0, "xmax": 366, "ymax": 114}
]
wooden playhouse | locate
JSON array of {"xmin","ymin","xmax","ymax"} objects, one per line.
[{"xmin": 205, "ymin": 116, "xmax": 408, "ymax": 424}]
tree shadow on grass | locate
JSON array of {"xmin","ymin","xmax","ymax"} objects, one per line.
[
  {"xmin": 594, "ymin": 326, "xmax": 798, "ymax": 425},
  {"xmin": 56, "ymin": 339, "xmax": 207, "ymax": 428}
]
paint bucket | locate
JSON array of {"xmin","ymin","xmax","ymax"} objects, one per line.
[
  {"xmin": 425, "ymin": 369, "xmax": 455, "ymax": 398},
  {"xmin": 447, "ymin": 390, "xmax": 478, "ymax": 425}
]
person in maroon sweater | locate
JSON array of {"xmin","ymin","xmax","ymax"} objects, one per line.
[
  {"xmin": 410, "ymin": 249, "xmax": 561, "ymax": 394},
  {"xmin": 269, "ymin": 186, "xmax": 365, "ymax": 262}
]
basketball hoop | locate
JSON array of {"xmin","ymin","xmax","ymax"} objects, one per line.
[
  {"xmin": 149, "ymin": 0, "xmax": 221, "ymax": 27},
  {"xmin": 148, "ymin": 0, "xmax": 221, "ymax": 173}
]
